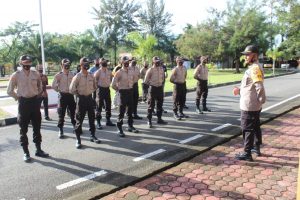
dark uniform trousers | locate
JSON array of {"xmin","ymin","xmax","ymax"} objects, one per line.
[
  {"xmin": 74, "ymin": 95, "xmax": 96, "ymax": 139},
  {"xmin": 142, "ymin": 83, "xmax": 149, "ymax": 102},
  {"xmin": 18, "ymin": 96, "xmax": 42, "ymax": 146},
  {"xmin": 39, "ymin": 96, "xmax": 49, "ymax": 118},
  {"xmin": 132, "ymin": 82, "xmax": 139, "ymax": 115},
  {"xmin": 57, "ymin": 93, "xmax": 76, "ymax": 128},
  {"xmin": 173, "ymin": 83, "xmax": 186, "ymax": 114},
  {"xmin": 118, "ymin": 89, "xmax": 134, "ymax": 126},
  {"xmin": 147, "ymin": 85, "xmax": 163, "ymax": 120},
  {"xmin": 183, "ymin": 82, "xmax": 187, "ymax": 106},
  {"xmin": 196, "ymin": 79, "xmax": 208, "ymax": 109},
  {"xmin": 96, "ymin": 87, "xmax": 111, "ymax": 121},
  {"xmin": 241, "ymin": 110, "xmax": 262, "ymax": 153}
]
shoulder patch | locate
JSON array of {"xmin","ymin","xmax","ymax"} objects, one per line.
[{"xmin": 250, "ymin": 65, "xmax": 263, "ymax": 83}]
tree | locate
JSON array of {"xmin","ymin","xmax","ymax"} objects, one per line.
[
  {"xmin": 92, "ymin": 0, "xmax": 140, "ymax": 65},
  {"xmin": 0, "ymin": 21, "xmax": 37, "ymax": 70},
  {"xmin": 266, "ymin": 48, "xmax": 283, "ymax": 75},
  {"xmin": 126, "ymin": 31, "xmax": 159, "ymax": 62}
]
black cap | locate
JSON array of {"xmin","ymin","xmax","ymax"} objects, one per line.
[
  {"xmin": 61, "ymin": 58, "xmax": 71, "ymax": 65},
  {"xmin": 80, "ymin": 57, "xmax": 92, "ymax": 65},
  {"xmin": 20, "ymin": 55, "xmax": 32, "ymax": 63},
  {"xmin": 241, "ymin": 45, "xmax": 259, "ymax": 55},
  {"xmin": 152, "ymin": 56, "xmax": 160, "ymax": 63},
  {"xmin": 120, "ymin": 56, "xmax": 129, "ymax": 63}
]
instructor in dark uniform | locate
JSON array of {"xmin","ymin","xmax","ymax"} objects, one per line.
[
  {"xmin": 52, "ymin": 58, "xmax": 76, "ymax": 139},
  {"xmin": 7, "ymin": 55, "xmax": 49, "ymax": 162},
  {"xmin": 234, "ymin": 45, "xmax": 266, "ymax": 161},
  {"xmin": 70, "ymin": 57, "xmax": 101, "ymax": 148},
  {"xmin": 112, "ymin": 56, "xmax": 139, "ymax": 137}
]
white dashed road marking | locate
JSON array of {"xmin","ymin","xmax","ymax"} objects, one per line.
[
  {"xmin": 56, "ymin": 170, "xmax": 107, "ymax": 190},
  {"xmin": 133, "ymin": 149, "xmax": 166, "ymax": 162},
  {"xmin": 179, "ymin": 134, "xmax": 204, "ymax": 144},
  {"xmin": 211, "ymin": 123, "xmax": 232, "ymax": 132}
]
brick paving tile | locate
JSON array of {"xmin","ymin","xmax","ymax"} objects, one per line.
[{"xmin": 102, "ymin": 108, "xmax": 300, "ymax": 200}]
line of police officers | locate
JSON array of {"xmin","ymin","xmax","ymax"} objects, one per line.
[{"xmin": 7, "ymin": 44, "xmax": 264, "ymax": 162}]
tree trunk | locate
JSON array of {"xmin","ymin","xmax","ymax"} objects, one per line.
[
  {"xmin": 235, "ymin": 58, "xmax": 241, "ymax": 73},
  {"xmin": 114, "ymin": 40, "xmax": 117, "ymax": 66}
]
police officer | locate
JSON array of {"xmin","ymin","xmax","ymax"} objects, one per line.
[
  {"xmin": 94, "ymin": 58, "xmax": 115, "ymax": 129},
  {"xmin": 52, "ymin": 58, "xmax": 76, "ymax": 139},
  {"xmin": 170, "ymin": 56, "xmax": 188, "ymax": 120},
  {"xmin": 89, "ymin": 58, "xmax": 101, "ymax": 101},
  {"xmin": 144, "ymin": 56, "xmax": 168, "ymax": 128},
  {"xmin": 140, "ymin": 61, "xmax": 149, "ymax": 103},
  {"xmin": 234, "ymin": 45, "xmax": 266, "ymax": 161},
  {"xmin": 37, "ymin": 65, "xmax": 51, "ymax": 120},
  {"xmin": 7, "ymin": 55, "xmax": 49, "ymax": 162},
  {"xmin": 130, "ymin": 59, "xmax": 143, "ymax": 119},
  {"xmin": 69, "ymin": 57, "xmax": 100, "ymax": 148},
  {"xmin": 194, "ymin": 56, "xmax": 211, "ymax": 114},
  {"xmin": 112, "ymin": 56, "xmax": 139, "ymax": 137}
]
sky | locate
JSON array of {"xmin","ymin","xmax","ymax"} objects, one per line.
[{"xmin": 0, "ymin": 0, "xmax": 228, "ymax": 35}]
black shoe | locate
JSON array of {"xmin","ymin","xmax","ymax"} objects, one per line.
[
  {"xmin": 183, "ymin": 105, "xmax": 189, "ymax": 109},
  {"xmin": 76, "ymin": 140, "xmax": 82, "ymax": 149},
  {"xmin": 106, "ymin": 120, "xmax": 116, "ymax": 126},
  {"xmin": 97, "ymin": 123, "xmax": 103, "ymax": 130},
  {"xmin": 203, "ymin": 107, "xmax": 211, "ymax": 112},
  {"xmin": 127, "ymin": 126, "xmax": 139, "ymax": 133},
  {"xmin": 23, "ymin": 153, "xmax": 31, "ymax": 162},
  {"xmin": 35, "ymin": 150, "xmax": 49, "ymax": 158},
  {"xmin": 118, "ymin": 131, "xmax": 125, "ymax": 137},
  {"xmin": 179, "ymin": 113, "xmax": 189, "ymax": 118},
  {"xmin": 196, "ymin": 108, "xmax": 203, "ymax": 114},
  {"xmin": 251, "ymin": 146, "xmax": 261, "ymax": 156},
  {"xmin": 133, "ymin": 115, "xmax": 143, "ymax": 120},
  {"xmin": 147, "ymin": 121, "xmax": 153, "ymax": 128},
  {"xmin": 90, "ymin": 136, "xmax": 101, "ymax": 144},
  {"xmin": 58, "ymin": 128, "xmax": 64, "ymax": 139},
  {"xmin": 44, "ymin": 116, "xmax": 52, "ymax": 121},
  {"xmin": 157, "ymin": 118, "xmax": 168, "ymax": 124},
  {"xmin": 235, "ymin": 152, "xmax": 253, "ymax": 161},
  {"xmin": 152, "ymin": 111, "xmax": 157, "ymax": 116},
  {"xmin": 174, "ymin": 113, "xmax": 181, "ymax": 120}
]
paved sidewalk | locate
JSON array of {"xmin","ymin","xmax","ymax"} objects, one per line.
[{"xmin": 101, "ymin": 108, "xmax": 300, "ymax": 200}]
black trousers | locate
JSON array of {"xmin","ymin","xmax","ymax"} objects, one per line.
[
  {"xmin": 96, "ymin": 87, "xmax": 111, "ymax": 120},
  {"xmin": 173, "ymin": 83, "xmax": 186, "ymax": 113},
  {"xmin": 142, "ymin": 83, "xmax": 149, "ymax": 102},
  {"xmin": 147, "ymin": 86, "xmax": 163, "ymax": 120},
  {"xmin": 183, "ymin": 82, "xmax": 187, "ymax": 106},
  {"xmin": 74, "ymin": 95, "xmax": 96, "ymax": 139},
  {"xmin": 241, "ymin": 110, "xmax": 262, "ymax": 153},
  {"xmin": 57, "ymin": 93, "xmax": 76, "ymax": 128},
  {"xmin": 118, "ymin": 89, "xmax": 133, "ymax": 126},
  {"xmin": 132, "ymin": 82, "xmax": 139, "ymax": 115},
  {"xmin": 18, "ymin": 96, "xmax": 42, "ymax": 147},
  {"xmin": 196, "ymin": 80, "xmax": 208, "ymax": 108},
  {"xmin": 39, "ymin": 96, "xmax": 49, "ymax": 118}
]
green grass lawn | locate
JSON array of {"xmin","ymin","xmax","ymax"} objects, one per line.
[
  {"xmin": 0, "ymin": 108, "xmax": 12, "ymax": 119},
  {"xmin": 0, "ymin": 68, "xmax": 292, "ymax": 97}
]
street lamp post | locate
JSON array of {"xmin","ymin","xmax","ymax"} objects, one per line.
[{"xmin": 38, "ymin": 0, "xmax": 46, "ymax": 74}]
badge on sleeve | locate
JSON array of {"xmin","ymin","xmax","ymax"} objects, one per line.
[{"xmin": 251, "ymin": 65, "xmax": 263, "ymax": 83}]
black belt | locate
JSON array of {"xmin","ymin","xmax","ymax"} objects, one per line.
[{"xmin": 78, "ymin": 94, "xmax": 92, "ymax": 98}]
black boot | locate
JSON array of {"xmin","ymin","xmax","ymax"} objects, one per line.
[
  {"xmin": 235, "ymin": 152, "xmax": 253, "ymax": 161},
  {"xmin": 133, "ymin": 114, "xmax": 143, "ymax": 120},
  {"xmin": 90, "ymin": 134, "xmax": 101, "ymax": 144},
  {"xmin": 35, "ymin": 143, "xmax": 49, "ymax": 158},
  {"xmin": 147, "ymin": 119, "xmax": 153, "ymax": 128},
  {"xmin": 202, "ymin": 101, "xmax": 211, "ymax": 112},
  {"xmin": 96, "ymin": 119, "xmax": 103, "ymax": 130},
  {"xmin": 58, "ymin": 127, "xmax": 64, "ymax": 139},
  {"xmin": 157, "ymin": 117, "xmax": 168, "ymax": 125},
  {"xmin": 117, "ymin": 122, "xmax": 125, "ymax": 137},
  {"xmin": 196, "ymin": 102, "xmax": 203, "ymax": 114},
  {"xmin": 22, "ymin": 146, "xmax": 31, "ymax": 162},
  {"xmin": 76, "ymin": 138, "xmax": 82, "ymax": 149},
  {"xmin": 179, "ymin": 112, "xmax": 189, "ymax": 118},
  {"xmin": 106, "ymin": 118, "xmax": 116, "ymax": 126},
  {"xmin": 251, "ymin": 145, "xmax": 261, "ymax": 156},
  {"xmin": 127, "ymin": 125, "xmax": 139, "ymax": 133},
  {"xmin": 174, "ymin": 112, "xmax": 181, "ymax": 120}
]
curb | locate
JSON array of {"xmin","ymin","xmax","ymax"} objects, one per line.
[{"xmin": 0, "ymin": 117, "xmax": 17, "ymax": 127}]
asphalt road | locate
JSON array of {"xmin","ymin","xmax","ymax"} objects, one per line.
[{"xmin": 0, "ymin": 73, "xmax": 299, "ymax": 200}]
